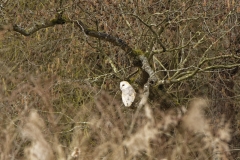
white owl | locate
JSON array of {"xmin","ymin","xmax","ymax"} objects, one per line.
[{"xmin": 120, "ymin": 81, "xmax": 136, "ymax": 107}]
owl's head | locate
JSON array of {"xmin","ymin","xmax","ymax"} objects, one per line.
[{"xmin": 120, "ymin": 81, "xmax": 130, "ymax": 91}]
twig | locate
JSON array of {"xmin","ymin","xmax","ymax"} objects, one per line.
[{"xmin": 128, "ymin": 82, "xmax": 150, "ymax": 135}]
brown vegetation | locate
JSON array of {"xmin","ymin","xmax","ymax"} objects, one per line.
[{"xmin": 0, "ymin": 0, "xmax": 240, "ymax": 159}]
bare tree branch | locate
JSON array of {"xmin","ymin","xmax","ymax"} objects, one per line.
[
  {"xmin": 13, "ymin": 12, "xmax": 67, "ymax": 36},
  {"xmin": 129, "ymin": 81, "xmax": 150, "ymax": 135},
  {"xmin": 75, "ymin": 20, "xmax": 158, "ymax": 84},
  {"xmin": 12, "ymin": 15, "xmax": 158, "ymax": 85},
  {"xmin": 130, "ymin": 14, "xmax": 166, "ymax": 52}
]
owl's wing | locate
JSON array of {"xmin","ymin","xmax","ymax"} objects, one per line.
[{"xmin": 122, "ymin": 86, "xmax": 136, "ymax": 107}]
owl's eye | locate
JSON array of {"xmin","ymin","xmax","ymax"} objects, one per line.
[{"xmin": 122, "ymin": 84, "xmax": 125, "ymax": 86}]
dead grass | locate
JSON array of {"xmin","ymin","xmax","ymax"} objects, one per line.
[{"xmin": 0, "ymin": 73, "xmax": 233, "ymax": 159}]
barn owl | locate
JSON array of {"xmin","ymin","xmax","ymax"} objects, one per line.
[{"xmin": 120, "ymin": 81, "xmax": 136, "ymax": 107}]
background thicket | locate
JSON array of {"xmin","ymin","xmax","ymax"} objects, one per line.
[{"xmin": 0, "ymin": 0, "xmax": 240, "ymax": 159}]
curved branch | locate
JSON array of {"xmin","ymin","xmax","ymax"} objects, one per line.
[
  {"xmin": 12, "ymin": 15, "xmax": 158, "ymax": 85},
  {"xmin": 139, "ymin": 55, "xmax": 158, "ymax": 84},
  {"xmin": 13, "ymin": 13, "xmax": 67, "ymax": 36},
  {"xmin": 75, "ymin": 20, "xmax": 158, "ymax": 84},
  {"xmin": 75, "ymin": 20, "xmax": 133, "ymax": 56}
]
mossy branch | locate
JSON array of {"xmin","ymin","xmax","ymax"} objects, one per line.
[
  {"xmin": 12, "ymin": 16, "xmax": 158, "ymax": 85},
  {"xmin": 13, "ymin": 13, "xmax": 68, "ymax": 36},
  {"xmin": 75, "ymin": 20, "xmax": 158, "ymax": 84}
]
